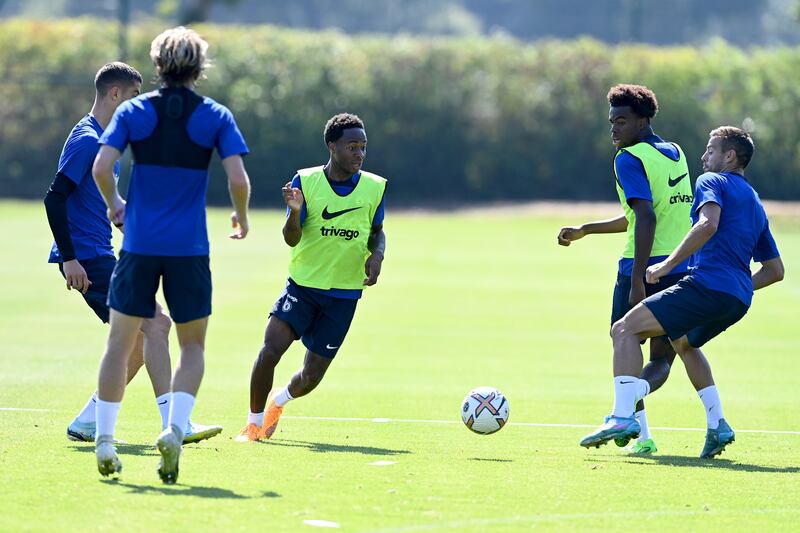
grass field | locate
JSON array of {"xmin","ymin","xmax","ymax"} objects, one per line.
[{"xmin": 0, "ymin": 200, "xmax": 798, "ymax": 532}]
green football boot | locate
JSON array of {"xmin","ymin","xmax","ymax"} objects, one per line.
[{"xmin": 625, "ymin": 438, "xmax": 657, "ymax": 454}]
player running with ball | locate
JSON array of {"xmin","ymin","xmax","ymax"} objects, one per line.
[{"xmin": 237, "ymin": 113, "xmax": 386, "ymax": 442}]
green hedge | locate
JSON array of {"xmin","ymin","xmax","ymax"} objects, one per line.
[{"xmin": 2, "ymin": 18, "xmax": 799, "ymax": 205}]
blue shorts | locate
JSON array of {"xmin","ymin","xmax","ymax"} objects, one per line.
[
  {"xmin": 108, "ymin": 251, "xmax": 211, "ymax": 323},
  {"xmin": 611, "ymin": 271, "xmax": 685, "ymax": 324},
  {"xmin": 643, "ymin": 275, "xmax": 749, "ymax": 348},
  {"xmin": 58, "ymin": 255, "xmax": 116, "ymax": 323},
  {"xmin": 270, "ymin": 279, "xmax": 358, "ymax": 359}
]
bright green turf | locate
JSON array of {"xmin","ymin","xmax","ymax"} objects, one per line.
[{"xmin": 0, "ymin": 200, "xmax": 798, "ymax": 532}]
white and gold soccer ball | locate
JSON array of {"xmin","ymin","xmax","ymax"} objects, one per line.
[{"xmin": 461, "ymin": 386, "xmax": 509, "ymax": 435}]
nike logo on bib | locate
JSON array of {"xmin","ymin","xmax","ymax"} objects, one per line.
[
  {"xmin": 322, "ymin": 206, "xmax": 362, "ymax": 219},
  {"xmin": 668, "ymin": 173, "xmax": 688, "ymax": 187}
]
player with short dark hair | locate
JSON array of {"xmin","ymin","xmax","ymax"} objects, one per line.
[
  {"xmin": 43, "ymin": 62, "xmax": 221, "ymax": 446},
  {"xmin": 559, "ymin": 84, "xmax": 694, "ymax": 453},
  {"xmin": 580, "ymin": 126, "xmax": 784, "ymax": 458},
  {"xmin": 91, "ymin": 27, "xmax": 251, "ymax": 483},
  {"xmin": 94, "ymin": 62, "xmax": 143, "ymax": 96},
  {"xmin": 236, "ymin": 112, "xmax": 386, "ymax": 442}
]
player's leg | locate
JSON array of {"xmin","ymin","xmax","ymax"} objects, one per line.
[
  {"xmin": 237, "ymin": 283, "xmax": 312, "ymax": 441},
  {"xmin": 140, "ymin": 304, "xmax": 172, "ymax": 400},
  {"xmin": 155, "ymin": 255, "xmax": 212, "ymax": 483},
  {"xmin": 233, "ymin": 317, "xmax": 297, "ymax": 442},
  {"xmin": 627, "ymin": 272, "xmax": 684, "ymax": 452},
  {"xmin": 94, "ymin": 251, "xmax": 161, "ymax": 476},
  {"xmin": 157, "ymin": 316, "xmax": 208, "ymax": 484},
  {"xmin": 627, "ymin": 337, "xmax": 675, "ymax": 453},
  {"xmin": 139, "ymin": 302, "xmax": 221, "ymax": 443},
  {"xmin": 250, "ymin": 316, "xmax": 298, "ymax": 414},
  {"xmin": 580, "ymin": 303, "xmax": 663, "ymax": 448},
  {"xmin": 66, "ymin": 256, "xmax": 147, "ymax": 441},
  {"xmin": 287, "ymin": 350, "xmax": 334, "ymax": 398},
  {"xmin": 95, "ymin": 310, "xmax": 144, "ymax": 475},
  {"xmin": 259, "ymin": 294, "xmax": 358, "ymax": 440},
  {"xmin": 608, "ymin": 272, "xmax": 649, "ymax": 450},
  {"xmin": 670, "ymin": 335, "xmax": 733, "ymax": 458},
  {"xmin": 671, "ymin": 295, "xmax": 747, "ymax": 459}
]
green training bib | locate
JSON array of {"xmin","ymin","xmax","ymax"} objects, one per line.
[
  {"xmin": 614, "ymin": 141, "xmax": 693, "ymax": 259},
  {"xmin": 288, "ymin": 166, "xmax": 386, "ymax": 290}
]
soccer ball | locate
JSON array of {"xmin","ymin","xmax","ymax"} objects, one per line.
[{"xmin": 461, "ymin": 386, "xmax": 509, "ymax": 435}]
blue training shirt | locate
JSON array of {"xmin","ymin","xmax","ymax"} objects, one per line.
[
  {"xmin": 689, "ymin": 171, "xmax": 780, "ymax": 306},
  {"xmin": 48, "ymin": 114, "xmax": 120, "ymax": 263},
  {"xmin": 99, "ymin": 89, "xmax": 249, "ymax": 256},
  {"xmin": 286, "ymin": 172, "xmax": 386, "ymax": 299},
  {"xmin": 615, "ymin": 134, "xmax": 690, "ymax": 277}
]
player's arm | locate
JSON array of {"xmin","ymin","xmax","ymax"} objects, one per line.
[
  {"xmin": 222, "ymin": 154, "xmax": 250, "ymax": 239},
  {"xmin": 752, "ymin": 257, "xmax": 784, "ymax": 290},
  {"xmin": 646, "ymin": 202, "xmax": 721, "ymax": 283},
  {"xmin": 364, "ymin": 225, "xmax": 385, "ymax": 286},
  {"xmin": 628, "ymin": 198, "xmax": 656, "ymax": 305},
  {"xmin": 752, "ymin": 222, "xmax": 784, "ymax": 290},
  {"xmin": 282, "ymin": 180, "xmax": 303, "ymax": 247},
  {"xmin": 43, "ymin": 173, "xmax": 91, "ymax": 293},
  {"xmin": 557, "ymin": 214, "xmax": 628, "ymax": 246},
  {"xmin": 92, "ymin": 145, "xmax": 126, "ymax": 227}
]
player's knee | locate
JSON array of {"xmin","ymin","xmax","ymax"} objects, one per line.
[
  {"xmin": 142, "ymin": 312, "xmax": 171, "ymax": 339},
  {"xmin": 257, "ymin": 342, "xmax": 283, "ymax": 367},
  {"xmin": 670, "ymin": 337, "xmax": 691, "ymax": 356},
  {"xmin": 610, "ymin": 319, "xmax": 628, "ymax": 341}
]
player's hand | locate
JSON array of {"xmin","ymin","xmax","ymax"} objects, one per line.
[
  {"xmin": 63, "ymin": 259, "xmax": 92, "ymax": 294},
  {"xmin": 646, "ymin": 261, "xmax": 670, "ymax": 284},
  {"xmin": 107, "ymin": 197, "xmax": 126, "ymax": 228},
  {"xmin": 282, "ymin": 182, "xmax": 304, "ymax": 212},
  {"xmin": 230, "ymin": 211, "xmax": 249, "ymax": 239},
  {"xmin": 364, "ymin": 252, "xmax": 383, "ymax": 286},
  {"xmin": 628, "ymin": 279, "xmax": 646, "ymax": 307},
  {"xmin": 557, "ymin": 226, "xmax": 585, "ymax": 246}
]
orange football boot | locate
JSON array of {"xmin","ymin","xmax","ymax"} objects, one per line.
[
  {"xmin": 258, "ymin": 388, "xmax": 284, "ymax": 439},
  {"xmin": 234, "ymin": 423, "xmax": 263, "ymax": 442}
]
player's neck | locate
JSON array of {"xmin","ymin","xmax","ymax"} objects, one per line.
[
  {"xmin": 637, "ymin": 126, "xmax": 655, "ymax": 142},
  {"xmin": 720, "ymin": 165, "xmax": 745, "ymax": 177},
  {"xmin": 161, "ymin": 82, "xmax": 195, "ymax": 91},
  {"xmin": 89, "ymin": 99, "xmax": 114, "ymax": 130},
  {"xmin": 323, "ymin": 159, "xmax": 352, "ymax": 182}
]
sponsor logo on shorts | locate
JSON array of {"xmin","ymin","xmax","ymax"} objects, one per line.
[
  {"xmin": 281, "ymin": 293, "xmax": 298, "ymax": 312},
  {"xmin": 274, "ymin": 292, "xmax": 298, "ymax": 313},
  {"xmin": 320, "ymin": 226, "xmax": 360, "ymax": 241}
]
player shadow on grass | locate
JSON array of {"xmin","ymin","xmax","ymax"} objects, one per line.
[
  {"xmin": 597, "ymin": 455, "xmax": 800, "ymax": 474},
  {"xmin": 67, "ymin": 443, "xmax": 159, "ymax": 457},
  {"xmin": 262, "ymin": 438, "xmax": 411, "ymax": 456},
  {"xmin": 100, "ymin": 479, "xmax": 258, "ymax": 499}
]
